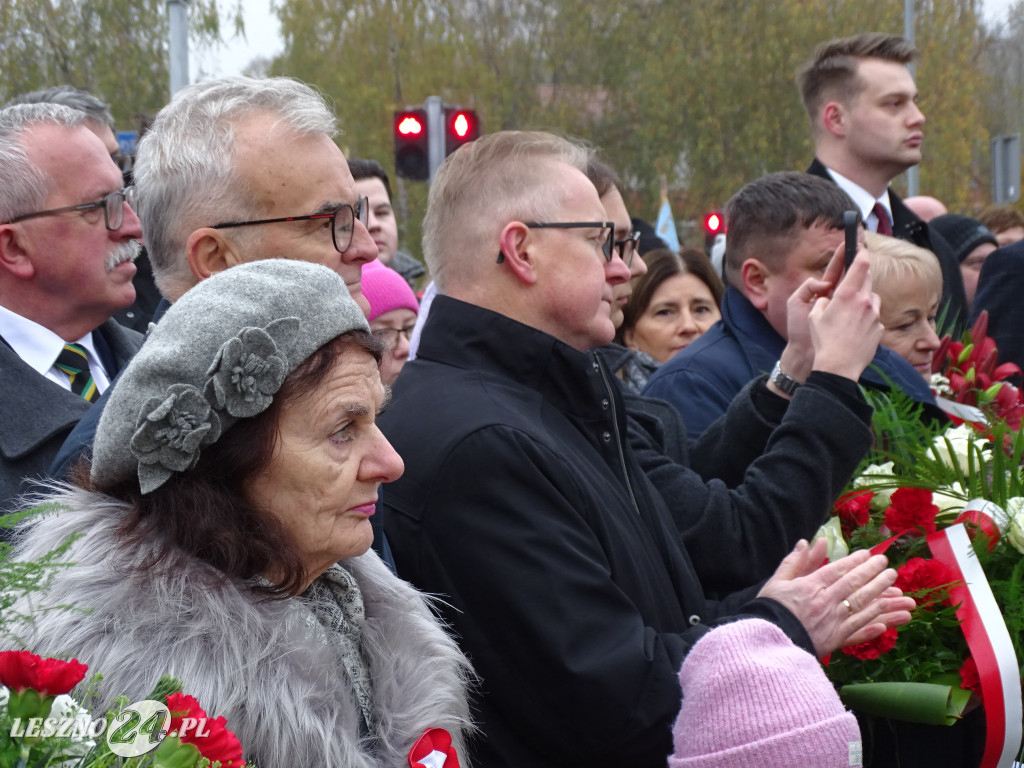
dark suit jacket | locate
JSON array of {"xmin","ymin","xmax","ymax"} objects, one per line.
[
  {"xmin": 807, "ymin": 158, "xmax": 968, "ymax": 335},
  {"xmin": 0, "ymin": 319, "xmax": 144, "ymax": 514}
]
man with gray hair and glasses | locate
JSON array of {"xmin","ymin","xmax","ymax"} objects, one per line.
[
  {"xmin": 47, "ymin": 76, "xmax": 386, "ymax": 556},
  {"xmin": 0, "ymin": 103, "xmax": 144, "ymax": 513}
]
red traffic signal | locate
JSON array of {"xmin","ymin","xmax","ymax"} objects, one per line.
[
  {"xmin": 394, "ymin": 108, "xmax": 429, "ymax": 181},
  {"xmin": 397, "ymin": 114, "xmax": 424, "ymax": 136},
  {"xmin": 704, "ymin": 211, "xmax": 725, "ymax": 236},
  {"xmin": 445, "ymin": 107, "xmax": 480, "ymax": 157}
]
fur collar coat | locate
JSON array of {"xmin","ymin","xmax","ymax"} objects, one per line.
[{"xmin": 5, "ymin": 487, "xmax": 473, "ymax": 768}]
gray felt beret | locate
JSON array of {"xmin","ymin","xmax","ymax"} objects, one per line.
[{"xmin": 91, "ymin": 259, "xmax": 369, "ymax": 493}]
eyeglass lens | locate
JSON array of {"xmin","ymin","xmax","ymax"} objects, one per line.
[
  {"xmin": 332, "ymin": 196, "xmax": 369, "ymax": 253},
  {"xmin": 372, "ymin": 326, "xmax": 415, "ymax": 347},
  {"xmin": 103, "ymin": 191, "xmax": 126, "ymax": 231},
  {"xmin": 614, "ymin": 233, "xmax": 639, "ymax": 267}
]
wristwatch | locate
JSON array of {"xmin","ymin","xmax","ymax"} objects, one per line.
[{"xmin": 769, "ymin": 361, "xmax": 801, "ymax": 396}]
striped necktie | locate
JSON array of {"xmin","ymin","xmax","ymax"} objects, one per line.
[{"xmin": 54, "ymin": 343, "xmax": 99, "ymax": 403}]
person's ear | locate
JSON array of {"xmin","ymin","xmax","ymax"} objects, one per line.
[
  {"xmin": 741, "ymin": 258, "xmax": 771, "ymax": 312},
  {"xmin": 496, "ymin": 221, "xmax": 538, "ymax": 285},
  {"xmin": 623, "ymin": 326, "xmax": 636, "ymax": 349},
  {"xmin": 823, "ymin": 101, "xmax": 847, "ymax": 139},
  {"xmin": 0, "ymin": 225, "xmax": 35, "ymax": 279},
  {"xmin": 185, "ymin": 228, "xmax": 245, "ymax": 281}
]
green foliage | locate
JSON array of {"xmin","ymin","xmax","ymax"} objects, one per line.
[
  {"xmin": 0, "ymin": 505, "xmax": 78, "ymax": 647},
  {"xmin": 0, "ymin": 0, "xmax": 240, "ymax": 128},
  {"xmin": 827, "ymin": 602, "xmax": 967, "ymax": 687}
]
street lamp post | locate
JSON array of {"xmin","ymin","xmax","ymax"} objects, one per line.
[{"xmin": 167, "ymin": 0, "xmax": 189, "ymax": 98}]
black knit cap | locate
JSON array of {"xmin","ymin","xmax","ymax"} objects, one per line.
[{"xmin": 930, "ymin": 214, "xmax": 998, "ymax": 263}]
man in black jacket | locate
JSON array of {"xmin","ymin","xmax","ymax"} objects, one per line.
[
  {"xmin": 796, "ymin": 32, "xmax": 968, "ymax": 331},
  {"xmin": 379, "ymin": 130, "xmax": 915, "ymax": 768}
]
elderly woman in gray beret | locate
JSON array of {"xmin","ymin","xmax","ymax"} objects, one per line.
[{"xmin": 5, "ymin": 259, "xmax": 473, "ymax": 767}]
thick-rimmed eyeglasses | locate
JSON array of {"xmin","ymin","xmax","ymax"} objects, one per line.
[
  {"xmin": 496, "ymin": 221, "xmax": 615, "ymax": 263},
  {"xmin": 613, "ymin": 230, "xmax": 641, "ymax": 267},
  {"xmin": 4, "ymin": 188, "xmax": 134, "ymax": 231},
  {"xmin": 372, "ymin": 324, "xmax": 416, "ymax": 348},
  {"xmin": 211, "ymin": 196, "xmax": 369, "ymax": 254}
]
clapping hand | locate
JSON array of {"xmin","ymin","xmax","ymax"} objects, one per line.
[{"xmin": 757, "ymin": 538, "xmax": 916, "ymax": 657}]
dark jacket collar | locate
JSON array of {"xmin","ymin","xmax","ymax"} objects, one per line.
[
  {"xmin": 721, "ymin": 287, "xmax": 784, "ymax": 373},
  {"xmin": 416, "ymin": 295, "xmax": 608, "ymax": 418},
  {"xmin": 722, "ymin": 284, "xmax": 936, "ymax": 404}
]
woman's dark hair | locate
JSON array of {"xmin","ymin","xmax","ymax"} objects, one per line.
[
  {"xmin": 86, "ymin": 330, "xmax": 384, "ymax": 597},
  {"xmin": 616, "ymin": 247, "xmax": 724, "ymax": 344}
]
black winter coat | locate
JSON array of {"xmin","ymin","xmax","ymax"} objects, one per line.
[{"xmin": 380, "ymin": 296, "xmax": 814, "ymax": 768}]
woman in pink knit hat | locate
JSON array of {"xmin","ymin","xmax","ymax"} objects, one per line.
[{"xmin": 361, "ymin": 260, "xmax": 420, "ymax": 385}]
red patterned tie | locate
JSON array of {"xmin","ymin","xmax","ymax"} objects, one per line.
[{"xmin": 872, "ymin": 202, "xmax": 893, "ymax": 236}]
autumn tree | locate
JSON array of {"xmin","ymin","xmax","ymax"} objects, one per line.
[
  {"xmin": 0, "ymin": 0, "xmax": 240, "ymax": 128},
  {"xmin": 268, "ymin": 0, "xmax": 995, "ymax": 251}
]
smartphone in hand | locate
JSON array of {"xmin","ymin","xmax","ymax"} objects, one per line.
[{"xmin": 843, "ymin": 210, "xmax": 861, "ymax": 269}]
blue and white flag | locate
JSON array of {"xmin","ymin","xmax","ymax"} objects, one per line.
[{"xmin": 655, "ymin": 196, "xmax": 680, "ymax": 253}]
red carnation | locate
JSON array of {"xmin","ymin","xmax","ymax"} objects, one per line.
[
  {"xmin": 0, "ymin": 650, "xmax": 87, "ymax": 697},
  {"xmin": 959, "ymin": 656, "xmax": 981, "ymax": 695},
  {"xmin": 840, "ymin": 627, "xmax": 898, "ymax": 660},
  {"xmin": 166, "ymin": 692, "xmax": 245, "ymax": 768},
  {"xmin": 894, "ymin": 557, "xmax": 959, "ymax": 609},
  {"xmin": 835, "ymin": 490, "xmax": 873, "ymax": 536},
  {"xmin": 884, "ymin": 488, "xmax": 939, "ymax": 536}
]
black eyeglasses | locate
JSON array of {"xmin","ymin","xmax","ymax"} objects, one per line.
[
  {"xmin": 211, "ymin": 196, "xmax": 369, "ymax": 254},
  {"xmin": 497, "ymin": 221, "xmax": 615, "ymax": 263},
  {"xmin": 4, "ymin": 188, "xmax": 134, "ymax": 231},
  {"xmin": 613, "ymin": 230, "xmax": 641, "ymax": 267},
  {"xmin": 371, "ymin": 324, "xmax": 417, "ymax": 348}
]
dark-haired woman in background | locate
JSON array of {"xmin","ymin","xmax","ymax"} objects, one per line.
[{"xmin": 617, "ymin": 247, "xmax": 724, "ymax": 392}]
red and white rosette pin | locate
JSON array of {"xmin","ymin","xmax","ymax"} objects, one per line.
[
  {"xmin": 927, "ymin": 522, "xmax": 1023, "ymax": 768},
  {"xmin": 408, "ymin": 728, "xmax": 460, "ymax": 768}
]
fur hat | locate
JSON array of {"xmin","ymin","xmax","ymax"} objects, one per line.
[
  {"xmin": 362, "ymin": 259, "xmax": 419, "ymax": 322},
  {"xmin": 930, "ymin": 214, "xmax": 998, "ymax": 263},
  {"xmin": 91, "ymin": 259, "xmax": 369, "ymax": 493},
  {"xmin": 669, "ymin": 619, "xmax": 862, "ymax": 768}
]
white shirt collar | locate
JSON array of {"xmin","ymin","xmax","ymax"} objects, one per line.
[
  {"xmin": 0, "ymin": 304, "xmax": 109, "ymax": 390},
  {"xmin": 823, "ymin": 167, "xmax": 893, "ymax": 233}
]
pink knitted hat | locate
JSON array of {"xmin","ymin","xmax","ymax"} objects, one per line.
[
  {"xmin": 361, "ymin": 260, "xmax": 419, "ymax": 322},
  {"xmin": 669, "ymin": 619, "xmax": 862, "ymax": 768}
]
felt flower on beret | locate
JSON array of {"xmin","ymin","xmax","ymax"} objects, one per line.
[
  {"xmin": 205, "ymin": 319, "xmax": 299, "ymax": 418},
  {"xmin": 131, "ymin": 383, "xmax": 223, "ymax": 493}
]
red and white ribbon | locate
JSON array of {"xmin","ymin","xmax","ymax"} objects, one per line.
[{"xmin": 927, "ymin": 523, "xmax": 1023, "ymax": 768}]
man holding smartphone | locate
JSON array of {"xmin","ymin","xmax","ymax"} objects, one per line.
[{"xmin": 644, "ymin": 172, "xmax": 939, "ymax": 440}]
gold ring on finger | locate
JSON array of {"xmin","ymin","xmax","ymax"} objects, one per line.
[{"xmin": 843, "ymin": 598, "xmax": 855, "ymax": 615}]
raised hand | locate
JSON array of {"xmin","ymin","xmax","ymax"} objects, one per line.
[{"xmin": 807, "ymin": 247, "xmax": 884, "ymax": 381}]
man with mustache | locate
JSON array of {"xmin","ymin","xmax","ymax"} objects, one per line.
[{"xmin": 0, "ymin": 103, "xmax": 144, "ymax": 511}]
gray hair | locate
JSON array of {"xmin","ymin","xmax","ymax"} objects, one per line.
[
  {"xmin": 0, "ymin": 103, "xmax": 91, "ymax": 223},
  {"xmin": 4, "ymin": 85, "xmax": 114, "ymax": 129},
  {"xmin": 423, "ymin": 130, "xmax": 592, "ymax": 291},
  {"xmin": 132, "ymin": 76, "xmax": 338, "ymax": 300}
]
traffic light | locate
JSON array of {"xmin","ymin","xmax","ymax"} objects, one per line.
[
  {"xmin": 394, "ymin": 108, "xmax": 429, "ymax": 181},
  {"xmin": 703, "ymin": 210, "xmax": 725, "ymax": 250},
  {"xmin": 444, "ymin": 107, "xmax": 480, "ymax": 157}
]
